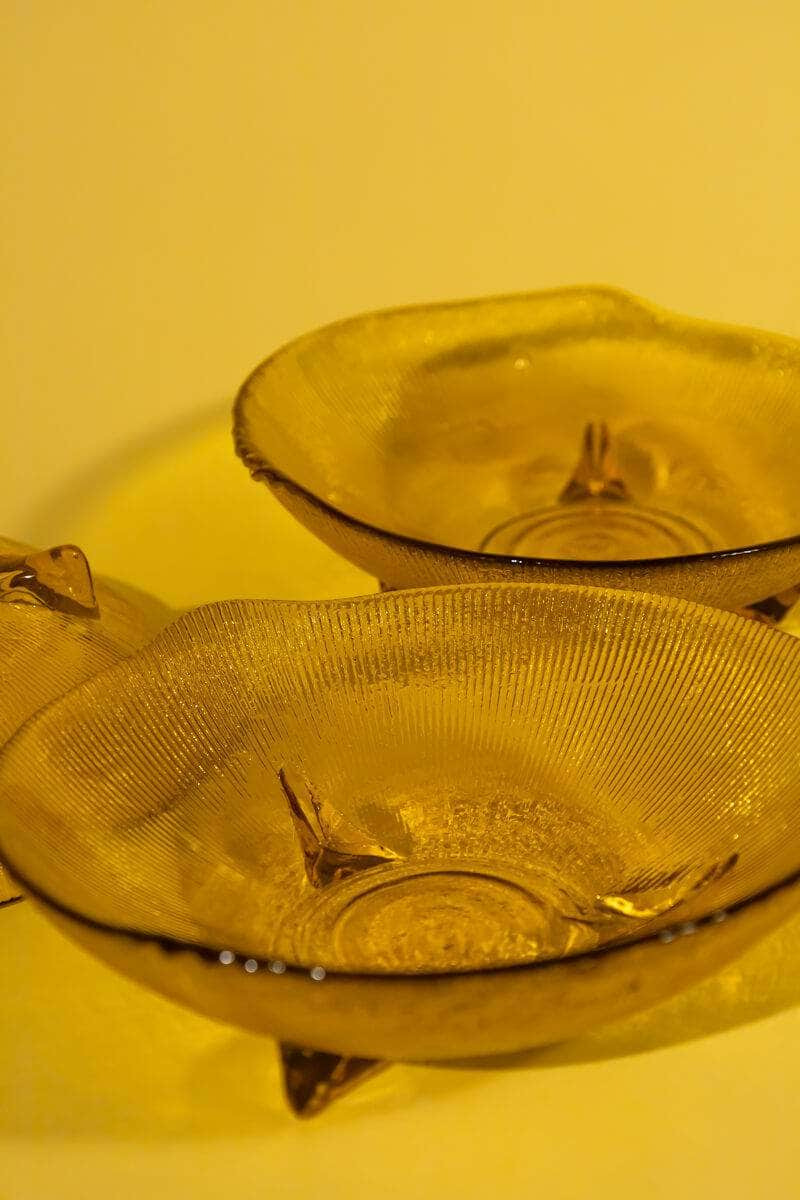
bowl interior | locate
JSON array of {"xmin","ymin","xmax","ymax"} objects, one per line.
[
  {"xmin": 1, "ymin": 585, "xmax": 799, "ymax": 975},
  {"xmin": 236, "ymin": 288, "xmax": 800, "ymax": 562}
]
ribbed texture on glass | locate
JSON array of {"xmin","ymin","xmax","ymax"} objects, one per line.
[
  {"xmin": 1, "ymin": 583, "xmax": 798, "ymax": 973},
  {"xmin": 0, "ymin": 536, "xmax": 172, "ymax": 904}
]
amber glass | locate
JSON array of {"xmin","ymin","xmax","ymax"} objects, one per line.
[
  {"xmin": 1, "ymin": 583, "xmax": 798, "ymax": 1066},
  {"xmin": 234, "ymin": 286, "xmax": 800, "ymax": 609},
  {"xmin": 0, "ymin": 535, "xmax": 172, "ymax": 905}
]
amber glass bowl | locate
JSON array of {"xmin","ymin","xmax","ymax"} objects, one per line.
[
  {"xmin": 0, "ymin": 535, "xmax": 172, "ymax": 904},
  {"xmin": 234, "ymin": 286, "xmax": 800, "ymax": 609},
  {"xmin": 1, "ymin": 583, "xmax": 799, "ymax": 1061}
]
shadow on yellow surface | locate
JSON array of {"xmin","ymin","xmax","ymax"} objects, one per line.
[
  {"xmin": 451, "ymin": 911, "xmax": 800, "ymax": 1072},
  {"xmin": 19, "ymin": 406, "xmax": 374, "ymax": 610},
  {"xmin": 2, "ymin": 900, "xmax": 799, "ymax": 1139}
]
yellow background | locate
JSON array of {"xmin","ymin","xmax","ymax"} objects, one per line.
[{"xmin": 2, "ymin": 2, "xmax": 800, "ymax": 1196}]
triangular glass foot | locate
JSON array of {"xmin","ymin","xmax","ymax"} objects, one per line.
[
  {"xmin": 0, "ymin": 543, "xmax": 98, "ymax": 616},
  {"xmin": 558, "ymin": 420, "xmax": 630, "ymax": 504},
  {"xmin": 278, "ymin": 767, "xmax": 401, "ymax": 889},
  {"xmin": 279, "ymin": 1043, "xmax": 387, "ymax": 1117},
  {"xmin": 738, "ymin": 584, "xmax": 800, "ymax": 625}
]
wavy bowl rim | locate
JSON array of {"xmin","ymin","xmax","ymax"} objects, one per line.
[{"xmin": 233, "ymin": 283, "xmax": 800, "ymax": 571}]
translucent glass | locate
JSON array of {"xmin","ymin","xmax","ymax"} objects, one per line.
[
  {"xmin": 2, "ymin": 584, "xmax": 798, "ymax": 1066},
  {"xmin": 0, "ymin": 536, "xmax": 172, "ymax": 905},
  {"xmin": 234, "ymin": 286, "xmax": 800, "ymax": 609}
]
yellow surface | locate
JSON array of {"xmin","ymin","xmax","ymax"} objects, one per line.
[{"xmin": 3, "ymin": 2, "xmax": 800, "ymax": 1196}]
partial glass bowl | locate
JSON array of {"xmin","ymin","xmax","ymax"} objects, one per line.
[
  {"xmin": 234, "ymin": 286, "xmax": 800, "ymax": 612},
  {"xmin": 0, "ymin": 535, "xmax": 172, "ymax": 904},
  {"xmin": 1, "ymin": 583, "xmax": 798, "ymax": 1099}
]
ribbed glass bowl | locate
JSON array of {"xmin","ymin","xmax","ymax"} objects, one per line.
[{"xmin": 1, "ymin": 583, "xmax": 798, "ymax": 1061}]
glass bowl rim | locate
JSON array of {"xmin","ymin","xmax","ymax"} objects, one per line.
[{"xmin": 5, "ymin": 853, "xmax": 800, "ymax": 984}]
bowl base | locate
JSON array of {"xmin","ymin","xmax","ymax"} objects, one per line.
[
  {"xmin": 479, "ymin": 420, "xmax": 716, "ymax": 560},
  {"xmin": 478, "ymin": 500, "xmax": 714, "ymax": 560}
]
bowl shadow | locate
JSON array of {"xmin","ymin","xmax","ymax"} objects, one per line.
[
  {"xmin": 2, "ymin": 904, "xmax": 799, "ymax": 1140},
  {"xmin": 438, "ymin": 907, "xmax": 800, "ymax": 1074}
]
